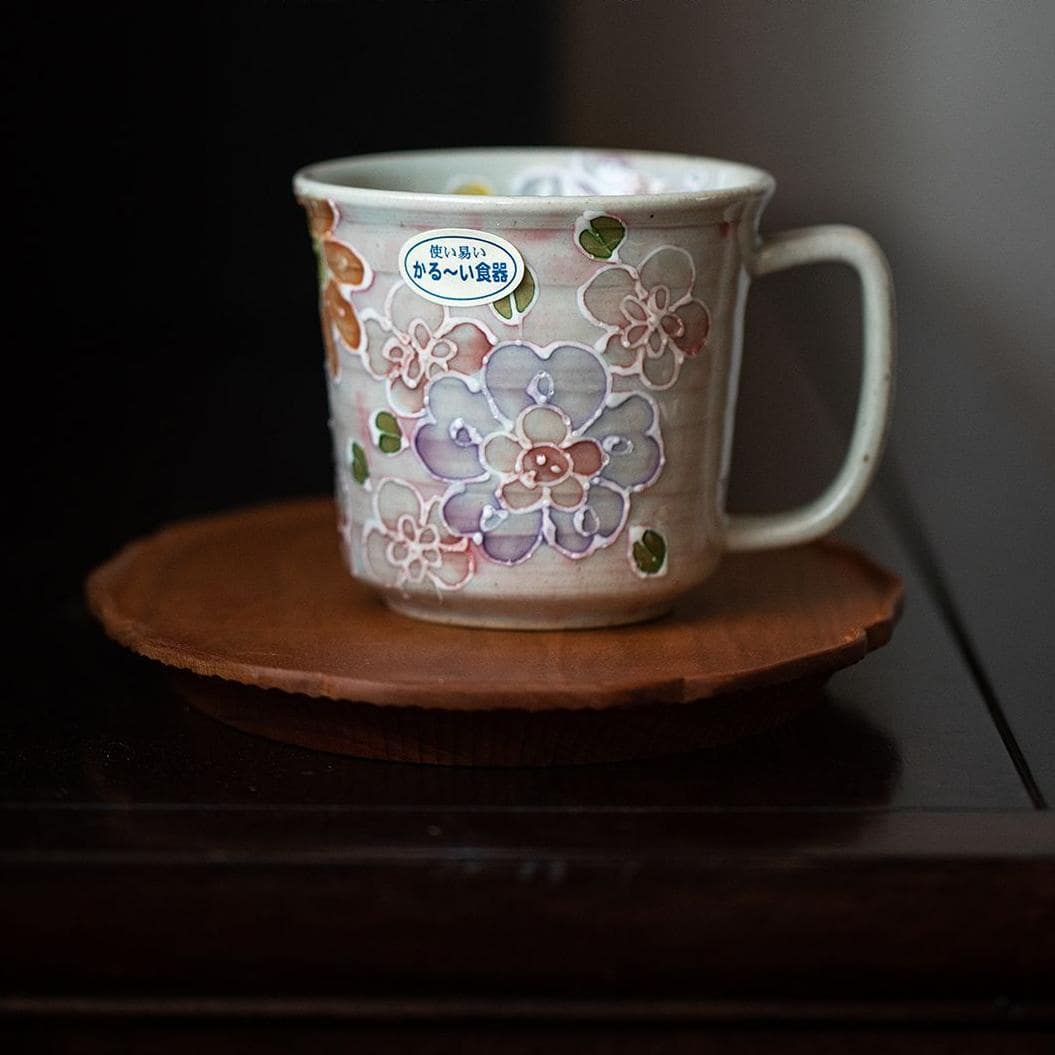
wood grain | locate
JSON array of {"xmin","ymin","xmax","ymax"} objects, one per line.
[
  {"xmin": 83, "ymin": 498, "xmax": 902, "ymax": 763},
  {"xmin": 85, "ymin": 498, "xmax": 902, "ymax": 711}
]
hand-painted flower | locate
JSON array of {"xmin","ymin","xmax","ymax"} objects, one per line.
[
  {"xmin": 298, "ymin": 196, "xmax": 337, "ymax": 238},
  {"xmin": 297, "ymin": 196, "xmax": 373, "ymax": 382},
  {"xmin": 315, "ymin": 235, "xmax": 372, "ymax": 382},
  {"xmin": 322, "ymin": 238, "xmax": 368, "ymax": 286},
  {"xmin": 511, "ymin": 153, "xmax": 660, "ymax": 197},
  {"xmin": 414, "ymin": 341, "xmax": 664, "ymax": 563},
  {"xmin": 362, "ymin": 478, "xmax": 473, "ymax": 592},
  {"xmin": 361, "ymin": 283, "xmax": 494, "ymax": 417},
  {"xmin": 578, "ymin": 246, "xmax": 711, "ymax": 389},
  {"xmin": 485, "ymin": 405, "xmax": 604, "ymax": 515}
]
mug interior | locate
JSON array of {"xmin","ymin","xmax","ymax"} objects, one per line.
[{"xmin": 295, "ymin": 147, "xmax": 772, "ymax": 203}]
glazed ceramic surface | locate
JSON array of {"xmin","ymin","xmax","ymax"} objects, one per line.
[{"xmin": 293, "ymin": 148, "xmax": 894, "ymax": 629}]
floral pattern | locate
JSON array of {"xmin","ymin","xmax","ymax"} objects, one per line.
[
  {"xmin": 578, "ymin": 246, "xmax": 710, "ymax": 389},
  {"xmin": 295, "ymin": 196, "xmax": 719, "ymax": 592},
  {"xmin": 299, "ymin": 196, "xmax": 373, "ymax": 381},
  {"xmin": 443, "ymin": 154, "xmax": 729, "ymax": 198},
  {"xmin": 511, "ymin": 154, "xmax": 661, "ymax": 197},
  {"xmin": 363, "ymin": 479, "xmax": 473, "ymax": 592},
  {"xmin": 361, "ymin": 282, "xmax": 494, "ymax": 416},
  {"xmin": 414, "ymin": 342, "xmax": 663, "ymax": 563},
  {"xmin": 301, "ymin": 197, "xmax": 337, "ymax": 238}
]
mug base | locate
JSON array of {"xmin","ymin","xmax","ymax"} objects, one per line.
[{"xmin": 382, "ymin": 593, "xmax": 675, "ymax": 631}]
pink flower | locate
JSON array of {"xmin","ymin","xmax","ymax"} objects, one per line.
[
  {"xmin": 363, "ymin": 479, "xmax": 473, "ymax": 592},
  {"xmin": 483, "ymin": 405, "xmax": 605, "ymax": 514},
  {"xmin": 361, "ymin": 283, "xmax": 494, "ymax": 416},
  {"xmin": 578, "ymin": 246, "xmax": 710, "ymax": 389}
]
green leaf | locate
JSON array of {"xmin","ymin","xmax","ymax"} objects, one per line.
[
  {"xmin": 632, "ymin": 529, "xmax": 667, "ymax": 575},
  {"xmin": 578, "ymin": 215, "xmax": 625, "ymax": 259},
  {"xmin": 642, "ymin": 529, "xmax": 665, "ymax": 560},
  {"xmin": 373, "ymin": 410, "xmax": 403, "ymax": 454},
  {"xmin": 491, "ymin": 267, "xmax": 536, "ymax": 324},
  {"xmin": 349, "ymin": 441, "xmax": 368, "ymax": 485},
  {"xmin": 375, "ymin": 411, "xmax": 400, "ymax": 436},
  {"xmin": 513, "ymin": 267, "xmax": 536, "ymax": 312}
]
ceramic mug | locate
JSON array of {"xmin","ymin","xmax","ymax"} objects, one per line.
[{"xmin": 293, "ymin": 148, "xmax": 894, "ymax": 629}]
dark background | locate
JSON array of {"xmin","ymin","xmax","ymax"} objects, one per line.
[
  {"xmin": 4, "ymin": 1, "xmax": 1053, "ymax": 793},
  {"xmin": 2, "ymin": 5, "xmax": 1054, "ymax": 1043},
  {"xmin": 5, "ymin": 2, "xmax": 552, "ymax": 647}
]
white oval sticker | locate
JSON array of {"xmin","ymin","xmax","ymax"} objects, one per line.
[{"xmin": 398, "ymin": 228, "xmax": 525, "ymax": 307}]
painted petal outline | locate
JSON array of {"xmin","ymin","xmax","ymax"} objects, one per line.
[
  {"xmin": 550, "ymin": 476, "xmax": 584, "ymax": 509},
  {"xmin": 442, "ymin": 320, "xmax": 494, "ymax": 376},
  {"xmin": 484, "ymin": 342, "xmax": 610, "ymax": 432},
  {"xmin": 671, "ymin": 297, "xmax": 711, "ymax": 358},
  {"xmin": 585, "ymin": 393, "xmax": 664, "ymax": 491},
  {"xmin": 442, "ymin": 480, "xmax": 497, "ymax": 536},
  {"xmin": 480, "ymin": 507, "xmax": 545, "ymax": 565},
  {"xmin": 500, "ymin": 479, "xmax": 543, "ymax": 511},
  {"xmin": 520, "ymin": 405, "xmax": 570, "ymax": 445},
  {"xmin": 547, "ymin": 480, "xmax": 627, "ymax": 558},
  {"xmin": 641, "ymin": 346, "xmax": 679, "ymax": 388},
  {"xmin": 365, "ymin": 528, "xmax": 397, "ymax": 586},
  {"xmin": 388, "ymin": 375, "xmax": 428, "ymax": 416},
  {"xmin": 639, "ymin": 246, "xmax": 695, "ymax": 305},
  {"xmin": 579, "ymin": 265, "xmax": 638, "ymax": 328},
  {"xmin": 376, "ymin": 478, "xmax": 424, "ymax": 533},
  {"xmin": 567, "ymin": 439, "xmax": 604, "ymax": 476},
  {"xmin": 388, "ymin": 281, "xmax": 445, "ymax": 334},
  {"xmin": 483, "ymin": 434, "xmax": 521, "ymax": 474},
  {"xmin": 601, "ymin": 331, "xmax": 638, "ymax": 369},
  {"xmin": 414, "ymin": 376, "xmax": 496, "ymax": 482},
  {"xmin": 430, "ymin": 546, "xmax": 473, "ymax": 588}
]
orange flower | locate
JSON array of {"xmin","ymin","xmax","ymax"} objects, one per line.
[
  {"xmin": 299, "ymin": 197, "xmax": 336, "ymax": 238},
  {"xmin": 322, "ymin": 238, "xmax": 365, "ymax": 286},
  {"xmin": 321, "ymin": 280, "xmax": 362, "ymax": 380},
  {"xmin": 300, "ymin": 197, "xmax": 372, "ymax": 381}
]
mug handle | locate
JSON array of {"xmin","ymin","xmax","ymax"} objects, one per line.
[{"xmin": 726, "ymin": 225, "xmax": 896, "ymax": 552}]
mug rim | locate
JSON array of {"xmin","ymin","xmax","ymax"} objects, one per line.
[{"xmin": 292, "ymin": 146, "xmax": 775, "ymax": 214}]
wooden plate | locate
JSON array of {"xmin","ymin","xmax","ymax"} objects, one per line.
[{"xmin": 86, "ymin": 498, "xmax": 902, "ymax": 765}]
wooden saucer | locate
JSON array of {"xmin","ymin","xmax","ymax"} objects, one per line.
[{"xmin": 86, "ymin": 498, "xmax": 902, "ymax": 765}]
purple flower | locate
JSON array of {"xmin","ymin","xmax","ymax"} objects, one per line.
[{"xmin": 413, "ymin": 341, "xmax": 664, "ymax": 564}]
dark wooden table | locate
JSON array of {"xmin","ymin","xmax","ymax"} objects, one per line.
[{"xmin": 2, "ymin": 487, "xmax": 1053, "ymax": 1053}]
